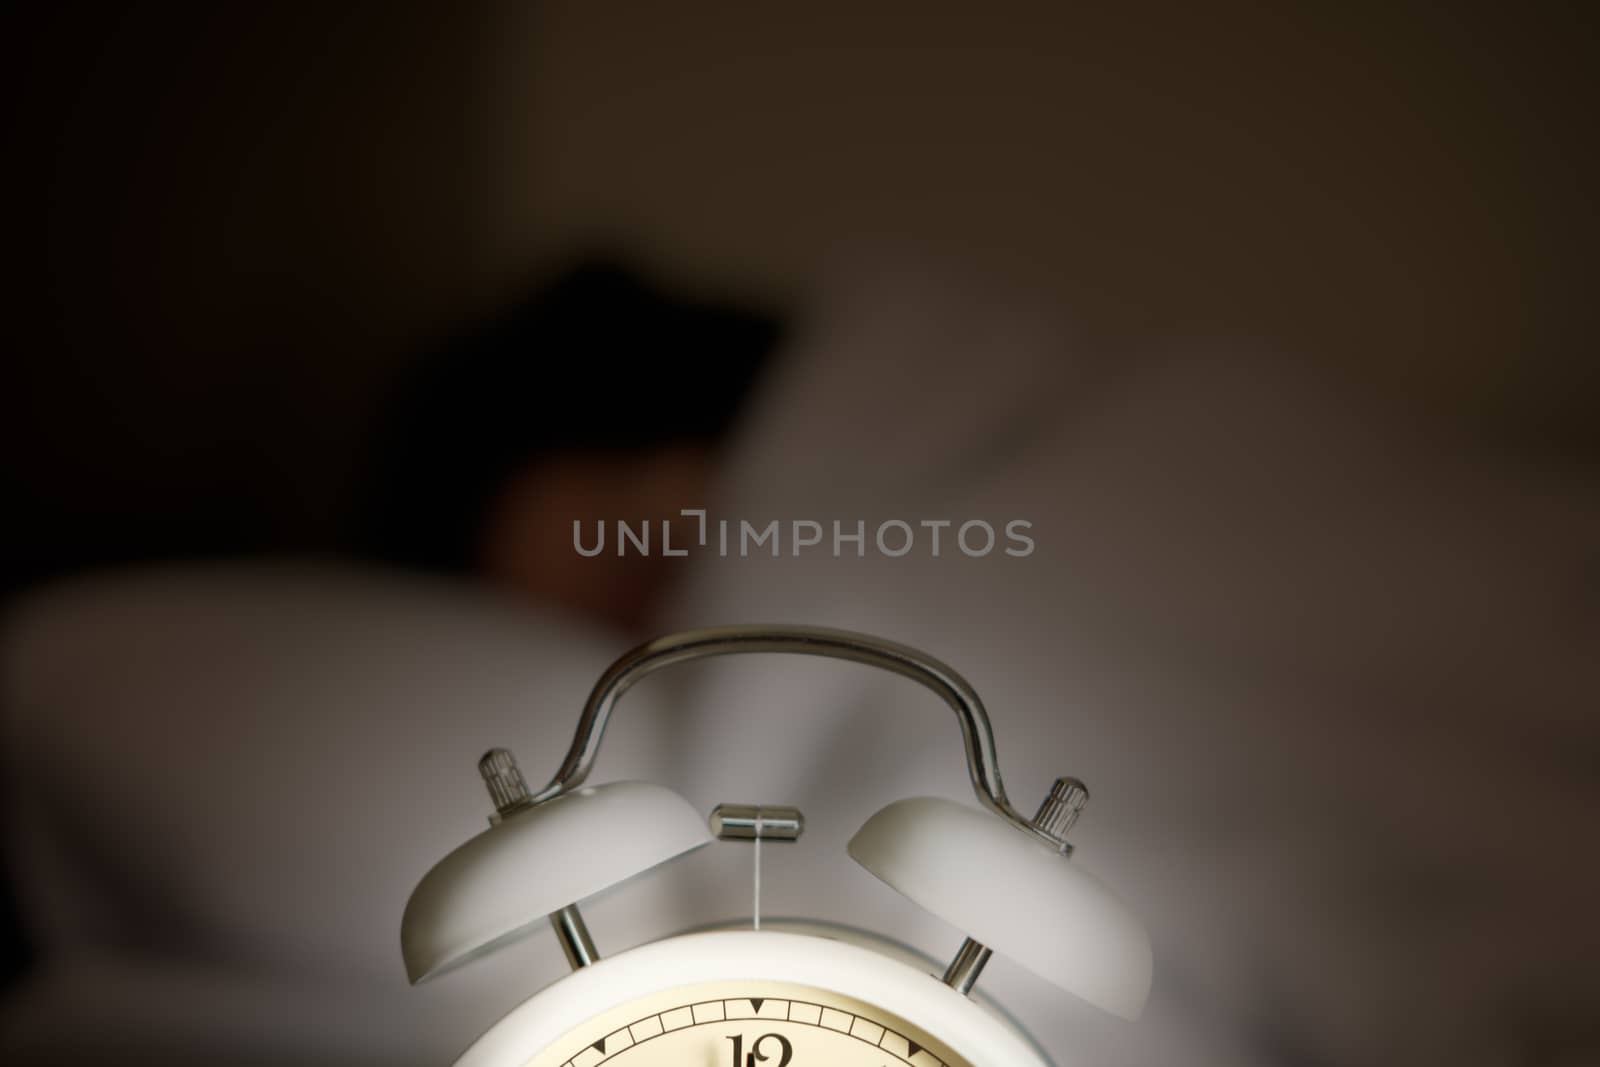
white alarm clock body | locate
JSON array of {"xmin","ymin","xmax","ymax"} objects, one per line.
[
  {"xmin": 453, "ymin": 930, "xmax": 1050, "ymax": 1067},
  {"xmin": 400, "ymin": 627, "xmax": 1151, "ymax": 1067}
]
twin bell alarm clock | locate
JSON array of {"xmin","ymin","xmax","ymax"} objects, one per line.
[{"xmin": 400, "ymin": 625, "xmax": 1152, "ymax": 1067}]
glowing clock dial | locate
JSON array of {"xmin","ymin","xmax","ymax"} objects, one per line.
[{"xmin": 521, "ymin": 981, "xmax": 976, "ymax": 1067}]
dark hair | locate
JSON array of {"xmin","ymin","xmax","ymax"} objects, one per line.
[{"xmin": 356, "ymin": 260, "xmax": 780, "ymax": 570}]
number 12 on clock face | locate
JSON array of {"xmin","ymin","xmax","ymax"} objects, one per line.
[
  {"xmin": 525, "ymin": 983, "xmax": 973, "ymax": 1067},
  {"xmin": 727, "ymin": 1033, "xmax": 792, "ymax": 1067}
]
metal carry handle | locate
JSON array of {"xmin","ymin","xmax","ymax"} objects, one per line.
[{"xmin": 531, "ymin": 624, "xmax": 1058, "ymax": 846}]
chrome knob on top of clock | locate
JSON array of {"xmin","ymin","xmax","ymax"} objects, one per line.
[{"xmin": 400, "ymin": 625, "xmax": 1152, "ymax": 1067}]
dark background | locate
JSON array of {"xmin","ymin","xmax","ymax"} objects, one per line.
[{"xmin": 5, "ymin": 2, "xmax": 1597, "ymax": 600}]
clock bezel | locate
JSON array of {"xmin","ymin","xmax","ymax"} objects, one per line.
[{"xmin": 452, "ymin": 930, "xmax": 1053, "ymax": 1067}]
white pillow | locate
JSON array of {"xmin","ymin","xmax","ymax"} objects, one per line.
[
  {"xmin": 0, "ymin": 563, "xmax": 678, "ymax": 1063},
  {"xmin": 661, "ymin": 269, "xmax": 1600, "ymax": 1067}
]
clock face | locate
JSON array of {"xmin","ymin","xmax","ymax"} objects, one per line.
[{"xmin": 521, "ymin": 980, "xmax": 975, "ymax": 1067}]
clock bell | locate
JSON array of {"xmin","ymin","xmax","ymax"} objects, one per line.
[{"xmin": 400, "ymin": 624, "xmax": 1152, "ymax": 1038}]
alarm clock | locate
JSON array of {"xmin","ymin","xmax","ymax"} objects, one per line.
[{"xmin": 401, "ymin": 625, "xmax": 1152, "ymax": 1066}]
